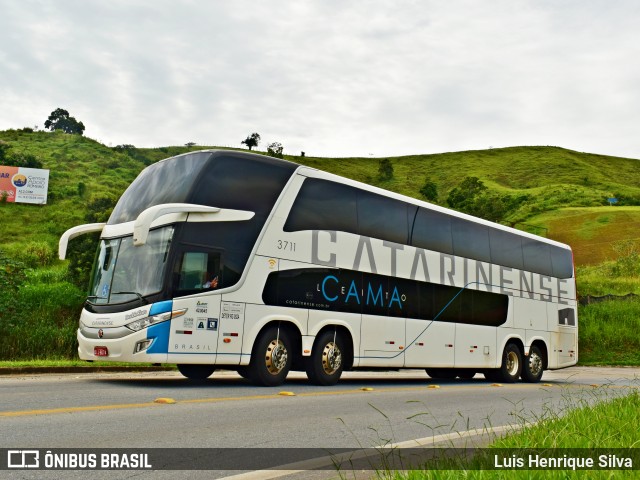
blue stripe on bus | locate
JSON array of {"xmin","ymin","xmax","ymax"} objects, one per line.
[
  {"xmin": 149, "ymin": 300, "xmax": 173, "ymax": 316},
  {"xmin": 147, "ymin": 321, "xmax": 170, "ymax": 354}
]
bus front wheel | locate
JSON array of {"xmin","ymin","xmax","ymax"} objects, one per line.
[
  {"xmin": 306, "ymin": 330, "xmax": 345, "ymax": 386},
  {"xmin": 248, "ymin": 326, "xmax": 293, "ymax": 387},
  {"xmin": 177, "ymin": 364, "xmax": 215, "ymax": 380}
]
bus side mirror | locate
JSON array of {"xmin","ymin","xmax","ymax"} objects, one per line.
[{"xmin": 59, "ymin": 223, "xmax": 106, "ymax": 260}]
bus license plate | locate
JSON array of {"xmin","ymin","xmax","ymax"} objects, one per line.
[{"xmin": 94, "ymin": 346, "xmax": 108, "ymax": 357}]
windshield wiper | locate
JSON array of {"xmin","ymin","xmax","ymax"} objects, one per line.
[{"xmin": 112, "ymin": 291, "xmax": 147, "ymax": 304}]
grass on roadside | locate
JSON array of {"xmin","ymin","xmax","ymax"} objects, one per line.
[
  {"xmin": 578, "ymin": 298, "xmax": 640, "ymax": 365},
  {"xmin": 398, "ymin": 388, "xmax": 640, "ymax": 479}
]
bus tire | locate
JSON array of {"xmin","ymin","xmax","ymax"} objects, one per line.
[
  {"xmin": 456, "ymin": 369, "xmax": 476, "ymax": 379},
  {"xmin": 483, "ymin": 369, "xmax": 502, "ymax": 382},
  {"xmin": 426, "ymin": 368, "xmax": 457, "ymax": 380},
  {"xmin": 248, "ymin": 326, "xmax": 292, "ymax": 387},
  {"xmin": 177, "ymin": 364, "xmax": 215, "ymax": 380},
  {"xmin": 521, "ymin": 345, "xmax": 544, "ymax": 383},
  {"xmin": 498, "ymin": 343, "xmax": 522, "ymax": 383},
  {"xmin": 306, "ymin": 330, "xmax": 345, "ymax": 386}
]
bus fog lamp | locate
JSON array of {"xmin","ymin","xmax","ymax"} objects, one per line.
[{"xmin": 134, "ymin": 339, "xmax": 153, "ymax": 353}]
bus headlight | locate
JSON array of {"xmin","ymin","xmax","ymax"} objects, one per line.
[{"xmin": 125, "ymin": 309, "xmax": 187, "ymax": 332}]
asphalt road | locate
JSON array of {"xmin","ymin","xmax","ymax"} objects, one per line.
[{"xmin": 1, "ymin": 366, "xmax": 639, "ymax": 479}]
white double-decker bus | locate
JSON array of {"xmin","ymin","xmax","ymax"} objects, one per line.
[{"xmin": 60, "ymin": 150, "xmax": 577, "ymax": 386}]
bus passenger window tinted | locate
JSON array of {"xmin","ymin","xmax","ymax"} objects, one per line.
[
  {"xmin": 357, "ymin": 191, "xmax": 412, "ymax": 244},
  {"xmin": 190, "ymin": 154, "xmax": 295, "ymax": 218},
  {"xmin": 451, "ymin": 218, "xmax": 491, "ymax": 263},
  {"xmin": 523, "ymin": 240, "xmax": 553, "ymax": 277},
  {"xmin": 411, "ymin": 208, "xmax": 454, "ymax": 254},
  {"xmin": 489, "ymin": 229, "xmax": 524, "ymax": 270},
  {"xmin": 109, "ymin": 152, "xmax": 210, "ymax": 224},
  {"xmin": 284, "ymin": 178, "xmax": 358, "ymax": 233},
  {"xmin": 550, "ymin": 246, "xmax": 573, "ymax": 279}
]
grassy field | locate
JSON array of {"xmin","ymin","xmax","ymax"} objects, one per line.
[
  {"xmin": 2, "ymin": 130, "xmax": 640, "ymax": 258},
  {"xmin": 1, "ymin": 129, "xmax": 640, "ymax": 364},
  {"xmin": 521, "ymin": 207, "xmax": 640, "ymax": 266},
  {"xmin": 398, "ymin": 389, "xmax": 640, "ymax": 478}
]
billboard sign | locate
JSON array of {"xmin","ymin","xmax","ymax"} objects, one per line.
[{"xmin": 0, "ymin": 166, "xmax": 50, "ymax": 204}]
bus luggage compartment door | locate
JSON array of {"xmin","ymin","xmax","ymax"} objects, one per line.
[
  {"xmin": 167, "ymin": 296, "xmax": 220, "ymax": 363},
  {"xmin": 360, "ymin": 314, "xmax": 405, "ymax": 367}
]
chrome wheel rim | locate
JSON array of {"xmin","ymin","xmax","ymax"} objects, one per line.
[
  {"xmin": 265, "ymin": 339, "xmax": 288, "ymax": 375},
  {"xmin": 321, "ymin": 342, "xmax": 342, "ymax": 375},
  {"xmin": 506, "ymin": 350, "xmax": 519, "ymax": 376},
  {"xmin": 528, "ymin": 351, "xmax": 543, "ymax": 377}
]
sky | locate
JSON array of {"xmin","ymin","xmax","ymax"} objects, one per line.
[{"xmin": 1, "ymin": 0, "xmax": 640, "ymax": 159}]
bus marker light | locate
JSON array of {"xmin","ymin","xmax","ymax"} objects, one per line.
[
  {"xmin": 94, "ymin": 346, "xmax": 108, "ymax": 357},
  {"xmin": 223, "ymin": 338, "xmax": 231, "ymax": 343},
  {"xmin": 303, "ymin": 349, "xmax": 310, "ymax": 354},
  {"xmin": 399, "ymin": 346, "xmax": 404, "ymax": 350}
]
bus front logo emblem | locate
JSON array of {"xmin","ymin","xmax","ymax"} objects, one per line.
[{"xmin": 98, "ymin": 329, "xmax": 104, "ymax": 338}]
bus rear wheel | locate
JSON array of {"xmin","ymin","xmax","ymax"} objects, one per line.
[
  {"xmin": 177, "ymin": 364, "xmax": 215, "ymax": 380},
  {"xmin": 248, "ymin": 326, "xmax": 292, "ymax": 387},
  {"xmin": 521, "ymin": 345, "xmax": 544, "ymax": 383},
  {"xmin": 306, "ymin": 330, "xmax": 345, "ymax": 386},
  {"xmin": 485, "ymin": 343, "xmax": 522, "ymax": 383}
]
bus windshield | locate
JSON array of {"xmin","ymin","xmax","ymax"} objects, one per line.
[{"xmin": 89, "ymin": 226, "xmax": 174, "ymax": 305}]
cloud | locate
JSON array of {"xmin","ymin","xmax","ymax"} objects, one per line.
[{"xmin": 1, "ymin": 0, "xmax": 639, "ymax": 159}]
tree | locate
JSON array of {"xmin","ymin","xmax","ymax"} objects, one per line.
[
  {"xmin": 241, "ymin": 132, "xmax": 261, "ymax": 150},
  {"xmin": 267, "ymin": 142, "xmax": 284, "ymax": 158},
  {"xmin": 378, "ymin": 158, "xmax": 394, "ymax": 181},
  {"xmin": 446, "ymin": 176, "xmax": 487, "ymax": 210},
  {"xmin": 44, "ymin": 108, "xmax": 85, "ymax": 135},
  {"xmin": 419, "ymin": 177, "xmax": 438, "ymax": 202},
  {"xmin": 446, "ymin": 176, "xmax": 529, "ymax": 223}
]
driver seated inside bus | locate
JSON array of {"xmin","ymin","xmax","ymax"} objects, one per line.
[{"xmin": 203, "ymin": 275, "xmax": 218, "ymax": 289}]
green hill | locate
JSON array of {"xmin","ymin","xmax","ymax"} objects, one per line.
[
  {"xmin": 1, "ymin": 128, "xmax": 640, "ymax": 362},
  {"xmin": 1, "ymin": 128, "xmax": 640, "ymax": 266}
]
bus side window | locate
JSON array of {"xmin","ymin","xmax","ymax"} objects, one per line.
[
  {"xmin": 175, "ymin": 251, "xmax": 221, "ymax": 292},
  {"xmin": 284, "ymin": 178, "xmax": 357, "ymax": 233}
]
